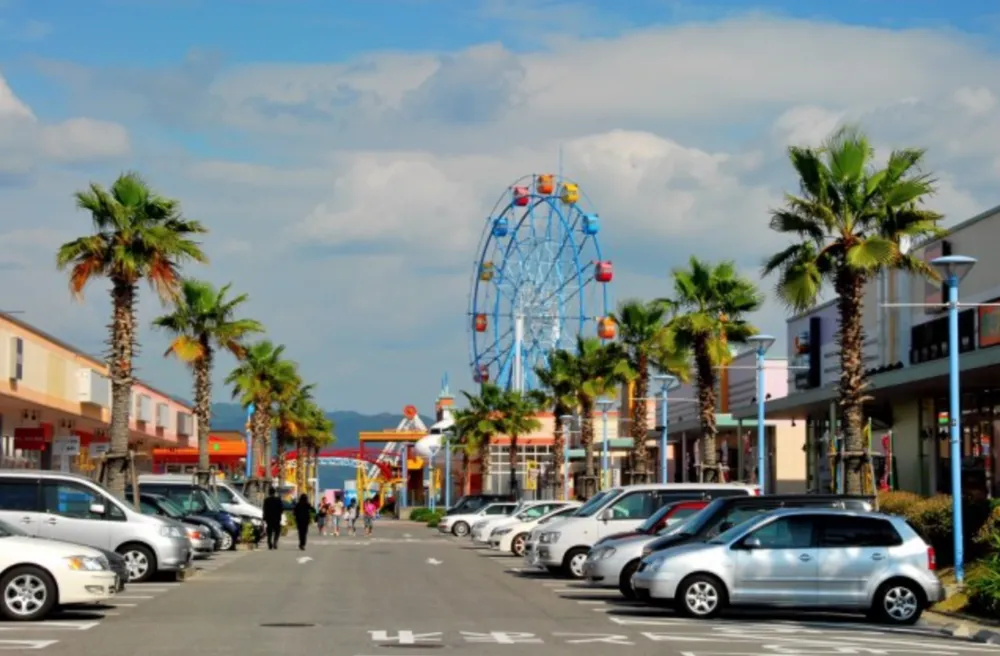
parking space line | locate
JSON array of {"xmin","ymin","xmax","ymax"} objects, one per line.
[
  {"xmin": 112, "ymin": 596, "xmax": 152, "ymax": 600},
  {"xmin": 105, "ymin": 603, "xmax": 136, "ymax": 607},
  {"xmin": 576, "ymin": 600, "xmax": 606, "ymax": 605}
]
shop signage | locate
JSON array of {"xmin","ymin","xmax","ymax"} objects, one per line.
[
  {"xmin": 52, "ymin": 435, "xmax": 80, "ymax": 456},
  {"xmin": 979, "ymin": 297, "xmax": 1000, "ymax": 348},
  {"xmin": 13, "ymin": 425, "xmax": 52, "ymax": 451}
]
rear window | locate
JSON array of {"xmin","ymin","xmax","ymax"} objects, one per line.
[{"xmin": 818, "ymin": 515, "xmax": 903, "ymax": 547}]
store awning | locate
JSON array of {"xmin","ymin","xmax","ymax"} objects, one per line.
[{"xmin": 152, "ymin": 437, "xmax": 246, "ymax": 462}]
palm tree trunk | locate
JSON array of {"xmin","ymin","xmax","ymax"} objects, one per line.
[
  {"xmin": 508, "ymin": 434, "xmax": 519, "ymax": 498},
  {"xmin": 580, "ymin": 397, "xmax": 596, "ymax": 498},
  {"xmin": 105, "ymin": 279, "xmax": 137, "ymax": 500},
  {"xmin": 194, "ymin": 341, "xmax": 213, "ymax": 486},
  {"xmin": 250, "ymin": 406, "xmax": 268, "ymax": 503},
  {"xmin": 478, "ymin": 438, "xmax": 491, "ymax": 493},
  {"xmin": 461, "ymin": 450, "xmax": 469, "ymax": 494},
  {"xmin": 631, "ymin": 359, "xmax": 650, "ymax": 483},
  {"xmin": 694, "ymin": 339, "xmax": 720, "ymax": 483},
  {"xmin": 276, "ymin": 431, "xmax": 287, "ymax": 489},
  {"xmin": 295, "ymin": 439, "xmax": 306, "ymax": 494},
  {"xmin": 552, "ymin": 413, "xmax": 565, "ymax": 499},
  {"xmin": 836, "ymin": 269, "xmax": 867, "ymax": 495}
]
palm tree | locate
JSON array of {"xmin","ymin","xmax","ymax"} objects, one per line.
[
  {"xmin": 460, "ymin": 384, "xmax": 504, "ymax": 492},
  {"xmin": 493, "ymin": 389, "xmax": 543, "ymax": 497},
  {"xmin": 610, "ymin": 299, "xmax": 675, "ymax": 483},
  {"xmin": 56, "ymin": 172, "xmax": 207, "ymax": 498},
  {"xmin": 273, "ymin": 379, "xmax": 311, "ymax": 490},
  {"xmin": 534, "ymin": 350, "xmax": 577, "ymax": 498},
  {"xmin": 664, "ymin": 257, "xmax": 763, "ymax": 483},
  {"xmin": 225, "ymin": 340, "xmax": 298, "ymax": 501},
  {"xmin": 152, "ymin": 279, "xmax": 264, "ymax": 485},
  {"xmin": 561, "ymin": 336, "xmax": 631, "ymax": 497},
  {"xmin": 763, "ymin": 126, "xmax": 944, "ymax": 494},
  {"xmin": 451, "ymin": 407, "xmax": 485, "ymax": 495}
]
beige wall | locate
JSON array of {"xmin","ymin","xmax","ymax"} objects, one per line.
[{"xmin": 773, "ymin": 421, "xmax": 806, "ymax": 493}]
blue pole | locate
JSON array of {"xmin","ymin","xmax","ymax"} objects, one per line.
[
  {"xmin": 660, "ymin": 385, "xmax": 669, "ymax": 483},
  {"xmin": 947, "ymin": 276, "xmax": 965, "ymax": 583},
  {"xmin": 601, "ymin": 409, "xmax": 610, "ymax": 489},
  {"xmin": 444, "ymin": 436, "xmax": 451, "ymax": 509},
  {"xmin": 756, "ymin": 348, "xmax": 767, "ymax": 494},
  {"xmin": 563, "ymin": 432, "xmax": 570, "ymax": 500},
  {"xmin": 400, "ymin": 444, "xmax": 408, "ymax": 509},
  {"xmin": 428, "ymin": 453, "xmax": 436, "ymax": 512},
  {"xmin": 244, "ymin": 403, "xmax": 254, "ymax": 479}
]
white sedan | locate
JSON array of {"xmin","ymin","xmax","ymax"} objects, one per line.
[
  {"xmin": 438, "ymin": 502, "xmax": 518, "ymax": 537},
  {"xmin": 490, "ymin": 503, "xmax": 581, "ymax": 556},
  {"xmin": 470, "ymin": 501, "xmax": 566, "ymax": 544},
  {"xmin": 0, "ymin": 519, "xmax": 117, "ymax": 621}
]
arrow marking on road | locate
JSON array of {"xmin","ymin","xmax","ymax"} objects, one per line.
[
  {"xmin": 0, "ymin": 640, "xmax": 59, "ymax": 650},
  {"xmin": 297, "ymin": 556, "xmax": 313, "ymax": 564},
  {"xmin": 426, "ymin": 558, "xmax": 442, "ymax": 565}
]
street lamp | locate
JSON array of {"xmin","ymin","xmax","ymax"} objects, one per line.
[
  {"xmin": 444, "ymin": 431, "xmax": 452, "ymax": 510},
  {"xmin": 652, "ymin": 374, "xmax": 679, "ymax": 483},
  {"xmin": 746, "ymin": 334, "xmax": 776, "ymax": 494},
  {"xmin": 559, "ymin": 414, "xmax": 574, "ymax": 500},
  {"xmin": 931, "ymin": 254, "xmax": 976, "ymax": 584},
  {"xmin": 597, "ymin": 398, "xmax": 616, "ymax": 490}
]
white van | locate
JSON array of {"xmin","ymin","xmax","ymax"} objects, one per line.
[{"xmin": 531, "ymin": 483, "xmax": 757, "ymax": 578}]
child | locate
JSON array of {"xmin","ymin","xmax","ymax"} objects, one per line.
[
  {"xmin": 316, "ymin": 498, "xmax": 330, "ymax": 536},
  {"xmin": 331, "ymin": 495, "xmax": 345, "ymax": 537},
  {"xmin": 362, "ymin": 497, "xmax": 377, "ymax": 536},
  {"xmin": 346, "ymin": 499, "xmax": 358, "ymax": 536}
]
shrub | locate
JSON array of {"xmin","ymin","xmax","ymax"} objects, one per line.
[
  {"xmin": 877, "ymin": 490, "xmax": 922, "ymax": 516},
  {"xmin": 240, "ymin": 521, "xmax": 255, "ymax": 545},
  {"xmin": 882, "ymin": 494, "xmax": 994, "ymax": 567},
  {"xmin": 427, "ymin": 516, "xmax": 441, "ymax": 528},
  {"xmin": 409, "ymin": 507, "xmax": 431, "ymax": 522},
  {"xmin": 976, "ymin": 505, "xmax": 1000, "ymax": 550},
  {"xmin": 966, "ymin": 552, "xmax": 1000, "ymax": 616}
]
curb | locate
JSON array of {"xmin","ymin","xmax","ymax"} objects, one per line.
[
  {"xmin": 176, "ymin": 567, "xmax": 198, "ymax": 582},
  {"xmin": 924, "ymin": 612, "xmax": 1000, "ymax": 644}
]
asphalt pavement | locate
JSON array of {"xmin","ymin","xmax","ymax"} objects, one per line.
[{"xmin": 5, "ymin": 522, "xmax": 1000, "ymax": 655}]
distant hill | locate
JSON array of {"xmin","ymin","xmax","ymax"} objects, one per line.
[{"xmin": 209, "ymin": 403, "xmax": 433, "ymax": 490}]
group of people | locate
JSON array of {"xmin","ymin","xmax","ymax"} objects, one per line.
[{"xmin": 261, "ymin": 488, "xmax": 379, "ymax": 551}]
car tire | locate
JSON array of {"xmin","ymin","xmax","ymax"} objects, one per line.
[
  {"xmin": 871, "ymin": 579, "xmax": 924, "ymax": 625},
  {"xmin": 511, "ymin": 533, "xmax": 529, "ymax": 557},
  {"xmin": 452, "ymin": 521, "xmax": 470, "ymax": 537},
  {"xmin": 676, "ymin": 573, "xmax": 727, "ymax": 619},
  {"xmin": 219, "ymin": 532, "xmax": 234, "ymax": 551},
  {"xmin": 117, "ymin": 544, "xmax": 157, "ymax": 583},
  {"xmin": 562, "ymin": 547, "xmax": 589, "ymax": 579},
  {"xmin": 618, "ymin": 559, "xmax": 640, "ymax": 599},
  {"xmin": 0, "ymin": 566, "xmax": 57, "ymax": 622}
]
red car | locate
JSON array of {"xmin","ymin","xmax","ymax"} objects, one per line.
[{"xmin": 593, "ymin": 499, "xmax": 709, "ymax": 547}]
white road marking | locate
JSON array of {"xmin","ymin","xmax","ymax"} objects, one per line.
[
  {"xmin": 0, "ymin": 640, "xmax": 58, "ymax": 650},
  {"xmin": 297, "ymin": 556, "xmax": 313, "ymax": 564},
  {"xmin": 577, "ymin": 600, "xmax": 606, "ymax": 605},
  {"xmin": 105, "ymin": 603, "xmax": 136, "ymax": 607},
  {"xmin": 112, "ymin": 596, "xmax": 153, "ymax": 600},
  {"xmin": 0, "ymin": 621, "xmax": 98, "ymax": 631},
  {"xmin": 426, "ymin": 558, "xmax": 443, "ymax": 565}
]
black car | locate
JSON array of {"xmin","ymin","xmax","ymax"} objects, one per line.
[
  {"xmin": 139, "ymin": 482, "xmax": 254, "ymax": 550},
  {"xmin": 446, "ymin": 494, "xmax": 515, "ymax": 516},
  {"xmin": 642, "ymin": 494, "xmax": 875, "ymax": 557},
  {"xmin": 93, "ymin": 548, "xmax": 128, "ymax": 592},
  {"xmin": 126, "ymin": 492, "xmax": 226, "ymax": 551}
]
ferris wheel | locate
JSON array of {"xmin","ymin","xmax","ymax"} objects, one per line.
[{"xmin": 468, "ymin": 173, "xmax": 615, "ymax": 392}]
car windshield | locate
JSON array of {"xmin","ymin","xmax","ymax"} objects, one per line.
[
  {"xmin": 675, "ymin": 498, "xmax": 728, "ymax": 535},
  {"xmin": 197, "ymin": 489, "xmax": 224, "ymax": 512},
  {"xmin": 708, "ymin": 513, "xmax": 771, "ymax": 544},
  {"xmin": 573, "ymin": 489, "xmax": 617, "ymax": 517},
  {"xmin": 157, "ymin": 497, "xmax": 187, "ymax": 518},
  {"xmin": 0, "ymin": 518, "xmax": 26, "ymax": 537},
  {"xmin": 655, "ymin": 515, "xmax": 694, "ymax": 536},
  {"xmin": 636, "ymin": 504, "xmax": 677, "ymax": 533}
]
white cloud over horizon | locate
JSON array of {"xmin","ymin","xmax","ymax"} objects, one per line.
[{"xmin": 3, "ymin": 13, "xmax": 1000, "ymax": 414}]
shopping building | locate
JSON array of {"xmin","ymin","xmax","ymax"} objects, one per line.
[
  {"xmin": 732, "ymin": 204, "xmax": 1000, "ymax": 499},
  {"xmin": 0, "ymin": 312, "xmax": 195, "ymax": 473}
]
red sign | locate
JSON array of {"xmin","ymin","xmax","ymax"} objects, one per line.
[{"xmin": 14, "ymin": 424, "xmax": 53, "ymax": 451}]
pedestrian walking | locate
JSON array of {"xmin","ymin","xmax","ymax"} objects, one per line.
[
  {"xmin": 363, "ymin": 496, "xmax": 377, "ymax": 537},
  {"xmin": 262, "ymin": 487, "xmax": 284, "ymax": 550},
  {"xmin": 331, "ymin": 495, "xmax": 345, "ymax": 537},
  {"xmin": 346, "ymin": 499, "xmax": 358, "ymax": 536},
  {"xmin": 316, "ymin": 498, "xmax": 330, "ymax": 536},
  {"xmin": 293, "ymin": 493, "xmax": 312, "ymax": 550}
]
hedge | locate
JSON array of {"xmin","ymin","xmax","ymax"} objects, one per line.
[{"xmin": 876, "ymin": 491, "xmax": 996, "ymax": 567}]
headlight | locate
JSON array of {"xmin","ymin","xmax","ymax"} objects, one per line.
[
  {"xmin": 65, "ymin": 555, "xmax": 107, "ymax": 571},
  {"xmin": 539, "ymin": 531, "xmax": 560, "ymax": 544},
  {"xmin": 644, "ymin": 556, "xmax": 665, "ymax": 573},
  {"xmin": 593, "ymin": 547, "xmax": 616, "ymax": 560},
  {"xmin": 160, "ymin": 525, "xmax": 185, "ymax": 538},
  {"xmin": 492, "ymin": 527, "xmax": 512, "ymax": 537}
]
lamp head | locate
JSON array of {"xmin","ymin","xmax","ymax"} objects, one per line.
[
  {"xmin": 931, "ymin": 255, "xmax": 976, "ymax": 284},
  {"xmin": 596, "ymin": 398, "xmax": 616, "ymax": 410},
  {"xmin": 652, "ymin": 373, "xmax": 680, "ymax": 391},
  {"xmin": 746, "ymin": 334, "xmax": 776, "ymax": 354}
]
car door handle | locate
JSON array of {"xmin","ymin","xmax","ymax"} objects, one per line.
[
  {"xmin": 19, "ymin": 517, "xmax": 31, "ymax": 524},
  {"xmin": 799, "ymin": 554, "xmax": 812, "ymax": 562},
  {"xmin": 45, "ymin": 517, "xmax": 57, "ymax": 525},
  {"xmin": 872, "ymin": 553, "xmax": 885, "ymax": 561}
]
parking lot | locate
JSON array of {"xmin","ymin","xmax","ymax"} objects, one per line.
[{"xmin": 7, "ymin": 523, "xmax": 999, "ymax": 656}]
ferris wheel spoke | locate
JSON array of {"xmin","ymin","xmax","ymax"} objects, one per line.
[
  {"xmin": 533, "ymin": 212, "xmax": 584, "ymax": 300},
  {"xmin": 473, "ymin": 325, "xmax": 514, "ymax": 363},
  {"xmin": 533, "ymin": 260, "xmax": 596, "ymax": 310}
]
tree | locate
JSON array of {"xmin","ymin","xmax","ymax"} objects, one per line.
[
  {"xmin": 452, "ymin": 407, "xmax": 487, "ymax": 495},
  {"xmin": 533, "ymin": 349, "xmax": 577, "ymax": 498},
  {"xmin": 56, "ymin": 172, "xmax": 207, "ymax": 498},
  {"xmin": 560, "ymin": 336, "xmax": 631, "ymax": 498},
  {"xmin": 459, "ymin": 384, "xmax": 504, "ymax": 491},
  {"xmin": 610, "ymin": 298, "xmax": 675, "ymax": 483},
  {"xmin": 152, "ymin": 279, "xmax": 263, "ymax": 485},
  {"xmin": 763, "ymin": 126, "xmax": 944, "ymax": 494},
  {"xmin": 225, "ymin": 340, "xmax": 298, "ymax": 501},
  {"xmin": 492, "ymin": 390, "xmax": 543, "ymax": 497},
  {"xmin": 663, "ymin": 257, "xmax": 762, "ymax": 483},
  {"xmin": 273, "ymin": 380, "xmax": 311, "ymax": 490}
]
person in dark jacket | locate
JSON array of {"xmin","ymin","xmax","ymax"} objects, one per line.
[
  {"xmin": 293, "ymin": 494, "xmax": 313, "ymax": 550},
  {"xmin": 262, "ymin": 487, "xmax": 284, "ymax": 550}
]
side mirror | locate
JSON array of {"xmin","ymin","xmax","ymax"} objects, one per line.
[
  {"xmin": 742, "ymin": 537, "xmax": 762, "ymax": 550},
  {"xmin": 89, "ymin": 503, "xmax": 106, "ymax": 516},
  {"xmin": 598, "ymin": 508, "xmax": 613, "ymax": 521}
]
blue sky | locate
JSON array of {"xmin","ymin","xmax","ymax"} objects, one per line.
[{"xmin": 1, "ymin": 0, "xmax": 998, "ymax": 414}]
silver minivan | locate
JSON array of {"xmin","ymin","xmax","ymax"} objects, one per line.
[{"xmin": 0, "ymin": 470, "xmax": 192, "ymax": 583}]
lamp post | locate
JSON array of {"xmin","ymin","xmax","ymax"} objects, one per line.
[
  {"xmin": 444, "ymin": 432, "xmax": 452, "ymax": 509},
  {"xmin": 559, "ymin": 414, "xmax": 574, "ymax": 500},
  {"xmin": 652, "ymin": 375, "xmax": 679, "ymax": 483},
  {"xmin": 243, "ymin": 403, "xmax": 254, "ymax": 481},
  {"xmin": 746, "ymin": 334, "xmax": 776, "ymax": 494},
  {"xmin": 931, "ymin": 254, "xmax": 977, "ymax": 584},
  {"xmin": 400, "ymin": 444, "xmax": 408, "ymax": 510},
  {"xmin": 597, "ymin": 398, "xmax": 615, "ymax": 490}
]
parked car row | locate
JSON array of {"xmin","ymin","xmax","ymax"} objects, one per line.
[
  {"xmin": 0, "ymin": 469, "xmax": 267, "ymax": 622},
  {"xmin": 451, "ymin": 483, "xmax": 944, "ymax": 626}
]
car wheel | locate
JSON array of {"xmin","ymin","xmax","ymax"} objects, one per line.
[
  {"xmin": 219, "ymin": 532, "xmax": 234, "ymax": 551},
  {"xmin": 511, "ymin": 533, "xmax": 528, "ymax": 557},
  {"xmin": 452, "ymin": 521, "xmax": 470, "ymax": 537},
  {"xmin": 118, "ymin": 544, "xmax": 157, "ymax": 583},
  {"xmin": 618, "ymin": 559, "xmax": 640, "ymax": 599},
  {"xmin": 0, "ymin": 566, "xmax": 56, "ymax": 621},
  {"xmin": 872, "ymin": 579, "xmax": 923, "ymax": 625},
  {"xmin": 562, "ymin": 548, "xmax": 589, "ymax": 579},
  {"xmin": 676, "ymin": 574, "xmax": 727, "ymax": 619}
]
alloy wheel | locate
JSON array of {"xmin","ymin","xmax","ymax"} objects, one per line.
[{"xmin": 3, "ymin": 574, "xmax": 46, "ymax": 618}]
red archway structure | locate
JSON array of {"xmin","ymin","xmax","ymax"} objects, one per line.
[{"xmin": 283, "ymin": 447, "xmax": 394, "ymax": 481}]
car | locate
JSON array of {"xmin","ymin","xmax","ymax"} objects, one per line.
[
  {"xmin": 490, "ymin": 503, "xmax": 581, "ymax": 556},
  {"xmin": 445, "ymin": 494, "xmax": 515, "ymax": 516},
  {"xmin": 470, "ymin": 501, "xmax": 569, "ymax": 544},
  {"xmin": 126, "ymin": 492, "xmax": 228, "ymax": 551},
  {"xmin": 147, "ymin": 474, "xmax": 285, "ymax": 527},
  {"xmin": 630, "ymin": 508, "xmax": 944, "ymax": 625},
  {"xmin": 137, "ymin": 480, "xmax": 255, "ymax": 549},
  {"xmin": 592, "ymin": 499, "xmax": 709, "ymax": 548},
  {"xmin": 531, "ymin": 483, "xmax": 757, "ymax": 578},
  {"xmin": 92, "ymin": 547, "xmax": 128, "ymax": 592},
  {"xmin": 640, "ymin": 494, "xmax": 875, "ymax": 558},
  {"xmin": 0, "ymin": 471, "xmax": 192, "ymax": 584},
  {"xmin": 438, "ymin": 502, "xmax": 518, "ymax": 537},
  {"xmin": 0, "ymin": 518, "xmax": 117, "ymax": 621}
]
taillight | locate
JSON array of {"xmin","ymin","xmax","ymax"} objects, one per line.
[{"xmin": 927, "ymin": 546, "xmax": 936, "ymax": 571}]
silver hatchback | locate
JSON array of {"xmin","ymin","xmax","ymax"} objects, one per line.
[{"xmin": 631, "ymin": 508, "xmax": 944, "ymax": 625}]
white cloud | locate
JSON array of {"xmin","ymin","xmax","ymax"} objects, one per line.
[{"xmin": 10, "ymin": 14, "xmax": 1000, "ymax": 411}]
